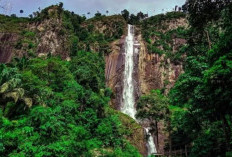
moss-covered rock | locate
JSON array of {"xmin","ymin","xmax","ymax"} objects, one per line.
[{"xmin": 106, "ymin": 108, "xmax": 147, "ymax": 156}]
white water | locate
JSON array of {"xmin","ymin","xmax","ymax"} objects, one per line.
[
  {"xmin": 121, "ymin": 24, "xmax": 157, "ymax": 156},
  {"xmin": 121, "ymin": 24, "xmax": 136, "ymax": 119},
  {"xmin": 145, "ymin": 128, "xmax": 157, "ymax": 155}
]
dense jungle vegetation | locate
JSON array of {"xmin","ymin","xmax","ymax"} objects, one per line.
[
  {"xmin": 0, "ymin": 53, "xmax": 142, "ymax": 156},
  {"xmin": 136, "ymin": 1, "xmax": 232, "ymax": 157}
]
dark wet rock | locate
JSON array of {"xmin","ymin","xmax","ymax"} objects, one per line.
[{"xmin": 0, "ymin": 33, "xmax": 18, "ymax": 63}]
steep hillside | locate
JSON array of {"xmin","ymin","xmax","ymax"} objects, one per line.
[
  {"xmin": 138, "ymin": 12, "xmax": 188, "ymax": 95},
  {"xmin": 0, "ymin": 15, "xmax": 29, "ymax": 63},
  {"xmin": 0, "ymin": 6, "xmax": 127, "ymax": 63}
]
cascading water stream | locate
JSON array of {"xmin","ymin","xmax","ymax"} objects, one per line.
[
  {"xmin": 121, "ymin": 24, "xmax": 136, "ymax": 119},
  {"xmin": 145, "ymin": 128, "xmax": 157, "ymax": 155},
  {"xmin": 121, "ymin": 24, "xmax": 157, "ymax": 156}
]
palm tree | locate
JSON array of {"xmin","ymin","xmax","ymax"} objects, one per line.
[{"xmin": 106, "ymin": 10, "xmax": 109, "ymax": 15}]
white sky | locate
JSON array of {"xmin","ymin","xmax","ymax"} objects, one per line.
[{"xmin": 0, "ymin": 0, "xmax": 186, "ymax": 17}]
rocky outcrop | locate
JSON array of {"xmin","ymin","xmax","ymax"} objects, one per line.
[
  {"xmin": 0, "ymin": 18, "xmax": 70, "ymax": 62},
  {"xmin": 83, "ymin": 15, "xmax": 127, "ymax": 39},
  {"xmin": 160, "ymin": 18, "xmax": 188, "ymax": 33},
  {"xmin": 138, "ymin": 34, "xmax": 184, "ymax": 95},
  {"xmin": 0, "ymin": 33, "xmax": 18, "ymax": 63},
  {"xmin": 82, "ymin": 15, "xmax": 127, "ymax": 54},
  {"xmin": 119, "ymin": 112, "xmax": 147, "ymax": 156},
  {"xmin": 137, "ymin": 34, "xmax": 184, "ymax": 154},
  {"xmin": 29, "ymin": 18, "xmax": 70, "ymax": 59},
  {"xmin": 106, "ymin": 108, "xmax": 147, "ymax": 156}
]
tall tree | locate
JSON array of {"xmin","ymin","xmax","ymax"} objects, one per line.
[
  {"xmin": 58, "ymin": 2, "xmax": 63, "ymax": 8},
  {"xmin": 136, "ymin": 90, "xmax": 169, "ymax": 150},
  {"xmin": 95, "ymin": 11, "xmax": 101, "ymax": 17},
  {"xmin": 137, "ymin": 11, "xmax": 145, "ymax": 21},
  {"xmin": 121, "ymin": 9, "xmax": 130, "ymax": 22}
]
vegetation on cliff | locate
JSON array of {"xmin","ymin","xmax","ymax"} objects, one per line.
[
  {"xmin": 140, "ymin": 11, "xmax": 187, "ymax": 64},
  {"xmin": 137, "ymin": 1, "xmax": 232, "ymax": 156},
  {"xmin": 0, "ymin": 3, "xmax": 126, "ymax": 61}
]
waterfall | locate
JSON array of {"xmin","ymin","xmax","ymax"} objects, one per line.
[
  {"xmin": 145, "ymin": 128, "xmax": 157, "ymax": 156},
  {"xmin": 121, "ymin": 24, "xmax": 157, "ymax": 156},
  {"xmin": 121, "ymin": 24, "xmax": 136, "ymax": 119}
]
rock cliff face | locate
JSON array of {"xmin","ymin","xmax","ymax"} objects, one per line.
[
  {"xmin": 29, "ymin": 18, "xmax": 70, "ymax": 59},
  {"xmin": 82, "ymin": 15, "xmax": 127, "ymax": 54},
  {"xmin": 82, "ymin": 15, "xmax": 127, "ymax": 39},
  {"xmin": 0, "ymin": 33, "xmax": 18, "ymax": 63},
  {"xmin": 138, "ymin": 16, "xmax": 188, "ymax": 95},
  {"xmin": 0, "ymin": 11, "xmax": 127, "ymax": 63},
  {"xmin": 0, "ymin": 7, "xmax": 72, "ymax": 63},
  {"xmin": 105, "ymin": 37, "xmax": 125, "ymax": 110},
  {"xmin": 138, "ymin": 34, "xmax": 184, "ymax": 95}
]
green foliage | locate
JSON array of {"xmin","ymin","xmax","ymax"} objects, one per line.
[
  {"xmin": 136, "ymin": 89, "xmax": 170, "ymax": 145},
  {"xmin": 121, "ymin": 9, "xmax": 130, "ymax": 22},
  {"xmin": 0, "ymin": 51, "xmax": 141, "ymax": 156},
  {"xmin": 23, "ymin": 31, "xmax": 36, "ymax": 38},
  {"xmin": 141, "ymin": 12, "xmax": 187, "ymax": 63},
  {"xmin": 0, "ymin": 15, "xmax": 29, "ymax": 32},
  {"xmin": 0, "ymin": 64, "xmax": 33, "ymax": 119},
  {"xmin": 80, "ymin": 15, "xmax": 126, "ymax": 54},
  {"xmin": 69, "ymin": 51, "xmax": 105, "ymax": 92},
  {"xmin": 169, "ymin": 2, "xmax": 232, "ymax": 156},
  {"xmin": 182, "ymin": 0, "xmax": 230, "ymax": 29},
  {"xmin": 0, "ymin": 4, "xmax": 133, "ymax": 157},
  {"xmin": 142, "ymin": 12, "xmax": 185, "ymax": 27},
  {"xmin": 136, "ymin": 90, "xmax": 169, "ymax": 121}
]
